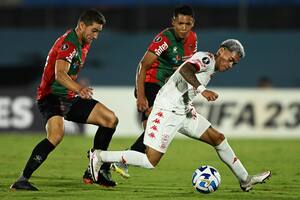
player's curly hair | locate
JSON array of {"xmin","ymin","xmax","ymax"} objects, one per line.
[
  {"xmin": 78, "ymin": 9, "xmax": 106, "ymax": 26},
  {"xmin": 220, "ymin": 39, "xmax": 245, "ymax": 58}
]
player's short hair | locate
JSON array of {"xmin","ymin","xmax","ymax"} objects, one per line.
[
  {"xmin": 78, "ymin": 9, "xmax": 106, "ymax": 26},
  {"xmin": 173, "ymin": 5, "xmax": 194, "ymax": 18},
  {"xmin": 220, "ymin": 39, "xmax": 245, "ymax": 58}
]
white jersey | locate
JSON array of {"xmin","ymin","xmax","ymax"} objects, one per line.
[{"xmin": 154, "ymin": 51, "xmax": 215, "ymax": 114}]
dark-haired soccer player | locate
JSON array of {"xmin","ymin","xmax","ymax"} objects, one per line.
[
  {"xmin": 90, "ymin": 39, "xmax": 271, "ymax": 192},
  {"xmin": 128, "ymin": 4, "xmax": 197, "ymax": 176},
  {"xmin": 132, "ymin": 4, "xmax": 197, "ymax": 152},
  {"xmin": 10, "ymin": 9, "xmax": 118, "ymax": 191},
  {"xmin": 82, "ymin": 4, "xmax": 198, "ymax": 181},
  {"xmin": 102, "ymin": 5, "xmax": 198, "ymax": 178}
]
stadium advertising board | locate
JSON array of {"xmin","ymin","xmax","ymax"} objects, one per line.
[
  {"xmin": 0, "ymin": 88, "xmax": 40, "ymax": 132},
  {"xmin": 0, "ymin": 88, "xmax": 83, "ymax": 134},
  {"xmin": 85, "ymin": 87, "xmax": 300, "ymax": 138},
  {"xmin": 194, "ymin": 88, "xmax": 300, "ymax": 138}
]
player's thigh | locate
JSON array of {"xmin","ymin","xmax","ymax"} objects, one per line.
[
  {"xmin": 86, "ymin": 102, "xmax": 117, "ymax": 128},
  {"xmin": 144, "ymin": 107, "xmax": 183, "ymax": 153},
  {"xmin": 66, "ymin": 97, "xmax": 98, "ymax": 123},
  {"xmin": 178, "ymin": 112, "xmax": 211, "ymax": 140},
  {"xmin": 37, "ymin": 94, "xmax": 64, "ymax": 122},
  {"xmin": 37, "ymin": 94, "xmax": 65, "ymax": 145},
  {"xmin": 66, "ymin": 97, "xmax": 118, "ymax": 128}
]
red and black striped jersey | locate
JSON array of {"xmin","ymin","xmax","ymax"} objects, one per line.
[
  {"xmin": 145, "ymin": 28, "xmax": 197, "ymax": 86},
  {"xmin": 37, "ymin": 30, "xmax": 90, "ymax": 100}
]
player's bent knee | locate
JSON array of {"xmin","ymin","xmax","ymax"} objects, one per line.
[
  {"xmin": 46, "ymin": 127, "xmax": 64, "ymax": 146},
  {"xmin": 102, "ymin": 112, "xmax": 118, "ymax": 128},
  {"xmin": 107, "ymin": 115, "xmax": 118, "ymax": 128},
  {"xmin": 113, "ymin": 116, "xmax": 119, "ymax": 127},
  {"xmin": 214, "ymin": 132, "xmax": 225, "ymax": 146},
  {"xmin": 47, "ymin": 134, "xmax": 64, "ymax": 146},
  {"xmin": 143, "ymin": 155, "xmax": 155, "ymax": 169},
  {"xmin": 207, "ymin": 127, "xmax": 225, "ymax": 146},
  {"xmin": 218, "ymin": 132, "xmax": 225, "ymax": 141}
]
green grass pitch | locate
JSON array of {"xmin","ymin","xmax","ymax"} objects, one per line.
[{"xmin": 0, "ymin": 134, "xmax": 300, "ymax": 200}]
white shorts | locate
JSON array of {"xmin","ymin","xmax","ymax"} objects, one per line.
[{"xmin": 143, "ymin": 107, "xmax": 211, "ymax": 153}]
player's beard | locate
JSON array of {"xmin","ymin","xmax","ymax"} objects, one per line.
[
  {"xmin": 82, "ymin": 36, "xmax": 92, "ymax": 44},
  {"xmin": 82, "ymin": 37, "xmax": 87, "ymax": 44}
]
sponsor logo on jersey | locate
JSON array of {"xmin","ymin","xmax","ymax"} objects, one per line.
[
  {"xmin": 66, "ymin": 49, "xmax": 76, "ymax": 63},
  {"xmin": 154, "ymin": 36, "xmax": 162, "ymax": 43},
  {"xmin": 61, "ymin": 43, "xmax": 69, "ymax": 51},
  {"xmin": 154, "ymin": 41, "xmax": 168, "ymax": 56},
  {"xmin": 202, "ymin": 57, "xmax": 210, "ymax": 65}
]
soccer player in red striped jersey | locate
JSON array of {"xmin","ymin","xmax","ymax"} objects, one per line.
[
  {"xmin": 130, "ymin": 4, "xmax": 197, "ymax": 159},
  {"xmin": 10, "ymin": 9, "xmax": 118, "ymax": 191}
]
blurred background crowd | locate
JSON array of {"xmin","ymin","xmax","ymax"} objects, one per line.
[{"xmin": 0, "ymin": 0, "xmax": 299, "ymax": 88}]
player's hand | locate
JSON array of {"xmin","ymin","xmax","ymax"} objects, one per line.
[
  {"xmin": 78, "ymin": 87, "xmax": 93, "ymax": 99},
  {"xmin": 201, "ymin": 90, "xmax": 219, "ymax": 102},
  {"xmin": 137, "ymin": 95, "xmax": 149, "ymax": 112},
  {"xmin": 144, "ymin": 107, "xmax": 152, "ymax": 117}
]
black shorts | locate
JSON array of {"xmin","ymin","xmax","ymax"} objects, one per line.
[
  {"xmin": 37, "ymin": 94, "xmax": 98, "ymax": 123},
  {"xmin": 135, "ymin": 82, "xmax": 161, "ymax": 121}
]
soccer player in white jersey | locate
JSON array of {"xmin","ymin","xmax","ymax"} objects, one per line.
[{"xmin": 89, "ymin": 39, "xmax": 271, "ymax": 192}]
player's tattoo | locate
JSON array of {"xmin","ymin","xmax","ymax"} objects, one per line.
[{"xmin": 179, "ymin": 63, "xmax": 201, "ymax": 88}]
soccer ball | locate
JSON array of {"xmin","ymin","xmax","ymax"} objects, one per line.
[{"xmin": 192, "ymin": 165, "xmax": 221, "ymax": 194}]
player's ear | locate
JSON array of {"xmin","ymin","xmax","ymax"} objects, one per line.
[
  {"xmin": 171, "ymin": 16, "xmax": 176, "ymax": 26},
  {"xmin": 217, "ymin": 47, "xmax": 225, "ymax": 56},
  {"xmin": 191, "ymin": 18, "xmax": 195, "ymax": 27},
  {"xmin": 78, "ymin": 21, "xmax": 86, "ymax": 31}
]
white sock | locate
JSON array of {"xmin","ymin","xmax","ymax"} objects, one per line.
[
  {"xmin": 215, "ymin": 139, "xmax": 248, "ymax": 182},
  {"xmin": 97, "ymin": 150, "xmax": 154, "ymax": 169}
]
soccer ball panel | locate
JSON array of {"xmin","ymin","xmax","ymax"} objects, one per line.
[{"xmin": 192, "ymin": 165, "xmax": 221, "ymax": 194}]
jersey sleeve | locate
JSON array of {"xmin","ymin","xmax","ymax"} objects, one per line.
[
  {"xmin": 193, "ymin": 33, "xmax": 198, "ymax": 53},
  {"xmin": 56, "ymin": 41, "xmax": 77, "ymax": 63},
  {"xmin": 186, "ymin": 52, "xmax": 212, "ymax": 72},
  {"xmin": 188, "ymin": 31, "xmax": 198, "ymax": 54},
  {"xmin": 147, "ymin": 33, "xmax": 170, "ymax": 56}
]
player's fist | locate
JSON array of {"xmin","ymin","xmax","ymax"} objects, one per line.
[
  {"xmin": 78, "ymin": 87, "xmax": 93, "ymax": 99},
  {"xmin": 137, "ymin": 95, "xmax": 149, "ymax": 112},
  {"xmin": 201, "ymin": 90, "xmax": 218, "ymax": 101}
]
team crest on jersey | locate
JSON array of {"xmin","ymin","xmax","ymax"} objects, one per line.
[
  {"xmin": 202, "ymin": 57, "xmax": 210, "ymax": 65},
  {"xmin": 61, "ymin": 43, "xmax": 69, "ymax": 51},
  {"xmin": 154, "ymin": 36, "xmax": 162, "ymax": 43},
  {"xmin": 172, "ymin": 46, "xmax": 178, "ymax": 53}
]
